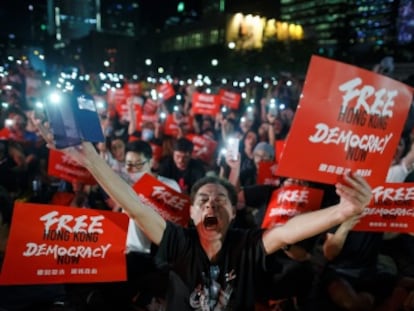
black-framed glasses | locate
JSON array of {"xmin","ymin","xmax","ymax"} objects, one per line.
[{"xmin": 125, "ymin": 161, "xmax": 148, "ymax": 169}]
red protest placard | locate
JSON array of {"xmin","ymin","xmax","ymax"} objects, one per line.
[
  {"xmin": 157, "ymin": 82, "xmax": 176, "ymax": 101},
  {"xmin": 275, "ymin": 139, "xmax": 285, "ymax": 164},
  {"xmin": 352, "ymin": 183, "xmax": 414, "ymax": 233},
  {"xmin": 256, "ymin": 161, "xmax": 281, "ymax": 186},
  {"xmin": 163, "ymin": 113, "xmax": 194, "ymax": 137},
  {"xmin": 106, "ymin": 87, "xmax": 127, "ymax": 107},
  {"xmin": 126, "ymin": 82, "xmax": 143, "ymax": 96},
  {"xmin": 132, "ymin": 173, "xmax": 191, "ymax": 226},
  {"xmin": 0, "ymin": 202, "xmax": 128, "ymax": 285},
  {"xmin": 219, "ymin": 89, "xmax": 241, "ymax": 110},
  {"xmin": 186, "ymin": 133, "xmax": 218, "ymax": 165},
  {"xmin": 261, "ymin": 185, "xmax": 324, "ymax": 229},
  {"xmin": 191, "ymin": 92, "xmax": 220, "ymax": 116},
  {"xmin": 276, "ymin": 55, "xmax": 413, "ymax": 185},
  {"xmin": 48, "ymin": 149, "xmax": 97, "ymax": 185}
]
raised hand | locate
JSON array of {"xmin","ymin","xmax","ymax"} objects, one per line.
[{"xmin": 335, "ymin": 172, "xmax": 372, "ymax": 219}]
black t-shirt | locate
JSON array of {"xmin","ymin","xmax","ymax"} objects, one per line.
[
  {"xmin": 156, "ymin": 221, "xmax": 267, "ymax": 311},
  {"xmin": 158, "ymin": 156, "xmax": 206, "ymax": 194},
  {"xmin": 321, "ymin": 230, "xmax": 384, "ymax": 271}
]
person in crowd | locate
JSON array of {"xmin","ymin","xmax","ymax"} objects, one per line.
[
  {"xmin": 49, "ymin": 179, "xmax": 108, "ymax": 210},
  {"xmin": 158, "ymin": 137, "xmax": 206, "ymax": 194},
  {"xmin": 97, "ymin": 134, "xmax": 127, "ymax": 176},
  {"xmin": 0, "ymin": 139, "xmax": 26, "ymax": 197},
  {"xmin": 227, "ymin": 151, "xmax": 333, "ymax": 310},
  {"xmin": 387, "ymin": 135, "xmax": 414, "ymax": 182},
  {"xmin": 301, "ymin": 138, "xmax": 414, "ymax": 311},
  {"xmin": 219, "ymin": 129, "xmax": 258, "ymax": 187},
  {"xmin": 33, "ymin": 116, "xmax": 373, "ymax": 311},
  {"xmin": 302, "ymin": 213, "xmax": 397, "ymax": 311},
  {"xmin": 239, "ymin": 141, "xmax": 275, "ymax": 187},
  {"xmin": 88, "ymin": 140, "xmax": 180, "ymax": 311}
]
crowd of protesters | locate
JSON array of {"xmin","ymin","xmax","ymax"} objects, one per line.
[{"xmin": 0, "ymin": 58, "xmax": 414, "ymax": 311}]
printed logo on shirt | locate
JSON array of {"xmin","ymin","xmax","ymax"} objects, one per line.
[{"xmin": 189, "ymin": 266, "xmax": 236, "ymax": 310}]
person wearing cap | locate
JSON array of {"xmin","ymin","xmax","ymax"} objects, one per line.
[
  {"xmin": 158, "ymin": 137, "xmax": 206, "ymax": 194},
  {"xmin": 240, "ymin": 141, "xmax": 275, "ymax": 187}
]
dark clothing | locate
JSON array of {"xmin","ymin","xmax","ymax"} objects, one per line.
[
  {"xmin": 242, "ymin": 184, "xmax": 316, "ymax": 306},
  {"xmin": 156, "ymin": 221, "xmax": 267, "ymax": 311},
  {"xmin": 158, "ymin": 156, "xmax": 206, "ymax": 194},
  {"xmin": 307, "ymin": 231, "xmax": 397, "ymax": 308},
  {"xmin": 243, "ymin": 184, "xmax": 277, "ymax": 228},
  {"xmin": 323, "ymin": 231, "xmax": 383, "ymax": 270},
  {"xmin": 239, "ymin": 150, "xmax": 256, "ymax": 187}
]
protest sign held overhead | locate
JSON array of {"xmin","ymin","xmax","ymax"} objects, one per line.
[
  {"xmin": 0, "ymin": 202, "xmax": 128, "ymax": 285},
  {"xmin": 276, "ymin": 55, "xmax": 413, "ymax": 185}
]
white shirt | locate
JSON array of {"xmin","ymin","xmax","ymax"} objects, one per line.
[
  {"xmin": 386, "ymin": 161, "xmax": 411, "ymax": 182},
  {"xmin": 126, "ymin": 174, "xmax": 181, "ymax": 253}
]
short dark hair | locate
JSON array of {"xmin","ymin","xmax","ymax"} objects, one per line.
[
  {"xmin": 125, "ymin": 140, "xmax": 153, "ymax": 160},
  {"xmin": 190, "ymin": 176, "xmax": 237, "ymax": 206},
  {"xmin": 173, "ymin": 138, "xmax": 194, "ymax": 153}
]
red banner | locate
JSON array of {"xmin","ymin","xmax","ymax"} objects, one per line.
[
  {"xmin": 219, "ymin": 89, "xmax": 241, "ymax": 110},
  {"xmin": 276, "ymin": 55, "xmax": 413, "ymax": 185},
  {"xmin": 353, "ymin": 183, "xmax": 414, "ymax": 233},
  {"xmin": 0, "ymin": 202, "xmax": 128, "ymax": 285},
  {"xmin": 132, "ymin": 174, "xmax": 191, "ymax": 226},
  {"xmin": 261, "ymin": 185, "xmax": 324, "ymax": 229},
  {"xmin": 191, "ymin": 92, "xmax": 220, "ymax": 116},
  {"xmin": 48, "ymin": 149, "xmax": 97, "ymax": 185},
  {"xmin": 186, "ymin": 133, "xmax": 218, "ymax": 165}
]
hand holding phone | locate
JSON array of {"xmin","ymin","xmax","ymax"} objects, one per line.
[{"xmin": 226, "ymin": 137, "xmax": 239, "ymax": 161}]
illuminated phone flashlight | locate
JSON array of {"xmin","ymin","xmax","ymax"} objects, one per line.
[
  {"xmin": 95, "ymin": 98, "xmax": 105, "ymax": 110},
  {"xmin": 269, "ymin": 99, "xmax": 277, "ymax": 116},
  {"xmin": 5, "ymin": 118, "xmax": 13, "ymax": 127},
  {"xmin": 176, "ymin": 94, "xmax": 182, "ymax": 101},
  {"xmin": 160, "ymin": 111, "xmax": 167, "ymax": 120},
  {"xmin": 246, "ymin": 106, "xmax": 254, "ymax": 120},
  {"xmin": 220, "ymin": 147, "xmax": 227, "ymax": 155},
  {"xmin": 48, "ymin": 91, "xmax": 62, "ymax": 105},
  {"xmin": 35, "ymin": 101, "xmax": 44, "ymax": 109},
  {"xmin": 173, "ymin": 105, "xmax": 179, "ymax": 112},
  {"xmin": 279, "ymin": 103, "xmax": 286, "ymax": 110},
  {"xmin": 1, "ymin": 102, "xmax": 8, "ymax": 109},
  {"xmin": 150, "ymin": 89, "xmax": 157, "ymax": 100}
]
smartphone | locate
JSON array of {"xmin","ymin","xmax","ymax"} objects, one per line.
[
  {"xmin": 268, "ymin": 100, "xmax": 277, "ymax": 116},
  {"xmin": 226, "ymin": 137, "xmax": 239, "ymax": 161}
]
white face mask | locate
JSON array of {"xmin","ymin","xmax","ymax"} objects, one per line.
[
  {"xmin": 126, "ymin": 171, "xmax": 145, "ymax": 184},
  {"xmin": 141, "ymin": 128, "xmax": 154, "ymax": 141}
]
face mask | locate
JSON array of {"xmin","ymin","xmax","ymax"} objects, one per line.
[
  {"xmin": 126, "ymin": 171, "xmax": 145, "ymax": 184},
  {"xmin": 141, "ymin": 128, "xmax": 154, "ymax": 141}
]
